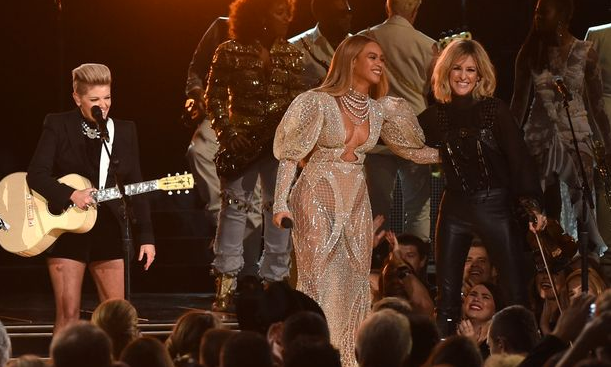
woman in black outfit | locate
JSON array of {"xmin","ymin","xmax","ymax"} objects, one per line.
[
  {"xmin": 27, "ymin": 63, "xmax": 155, "ymax": 331},
  {"xmin": 418, "ymin": 40, "xmax": 546, "ymax": 337}
]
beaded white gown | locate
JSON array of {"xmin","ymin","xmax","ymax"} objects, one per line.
[
  {"xmin": 273, "ymin": 90, "xmax": 438, "ymax": 367},
  {"xmin": 523, "ymin": 40, "xmax": 608, "ymax": 255}
]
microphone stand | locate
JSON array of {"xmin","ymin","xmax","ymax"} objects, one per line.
[
  {"xmin": 560, "ymin": 94, "xmax": 594, "ymax": 294},
  {"xmin": 99, "ymin": 124, "xmax": 134, "ymax": 301}
]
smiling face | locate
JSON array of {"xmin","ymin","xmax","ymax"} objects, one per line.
[
  {"xmin": 72, "ymin": 84, "xmax": 111, "ymax": 122},
  {"xmin": 463, "ymin": 246, "xmax": 493, "ymax": 286},
  {"xmin": 535, "ymin": 271, "xmax": 566, "ymax": 300},
  {"xmin": 463, "ymin": 284, "xmax": 496, "ymax": 323},
  {"xmin": 448, "ymin": 54, "xmax": 479, "ymax": 97},
  {"xmin": 265, "ymin": 0, "xmax": 291, "ymax": 39},
  {"xmin": 351, "ymin": 41, "xmax": 385, "ymax": 92}
]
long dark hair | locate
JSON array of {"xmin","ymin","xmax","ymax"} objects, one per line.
[{"xmin": 519, "ymin": 0, "xmax": 574, "ymax": 73}]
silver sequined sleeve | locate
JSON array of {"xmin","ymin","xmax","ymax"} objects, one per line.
[
  {"xmin": 379, "ymin": 96, "xmax": 440, "ymax": 164},
  {"xmin": 273, "ymin": 91, "xmax": 325, "ymax": 213}
]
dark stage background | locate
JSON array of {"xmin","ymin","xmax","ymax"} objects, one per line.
[{"xmin": 1, "ymin": 0, "xmax": 610, "ymax": 293}]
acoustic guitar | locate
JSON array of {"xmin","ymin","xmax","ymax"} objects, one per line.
[{"xmin": 0, "ymin": 172, "xmax": 194, "ymax": 257}]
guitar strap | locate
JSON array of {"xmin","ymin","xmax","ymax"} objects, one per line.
[{"xmin": 98, "ymin": 118, "xmax": 115, "ymax": 189}]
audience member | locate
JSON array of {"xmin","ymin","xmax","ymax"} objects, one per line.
[
  {"xmin": 281, "ymin": 311, "xmax": 330, "ymax": 355},
  {"xmin": 463, "ymin": 240, "xmax": 497, "ymax": 294},
  {"xmin": 220, "ymin": 331, "xmax": 273, "ymax": 367},
  {"xmin": 380, "ymin": 232, "xmax": 435, "ymax": 316},
  {"xmin": 555, "ymin": 311, "xmax": 611, "ymax": 367},
  {"xmin": 372, "ymin": 297, "xmax": 440, "ymax": 367},
  {"xmin": 120, "ymin": 336, "xmax": 174, "ymax": 367},
  {"xmin": 166, "ymin": 310, "xmax": 222, "ymax": 367},
  {"xmin": 565, "ymin": 257, "xmax": 608, "ymax": 303},
  {"xmin": 458, "ymin": 282, "xmax": 503, "ymax": 359},
  {"xmin": 596, "ymin": 288, "xmax": 611, "ymax": 315},
  {"xmin": 425, "ymin": 335, "xmax": 483, "ymax": 367},
  {"xmin": 518, "ymin": 293, "xmax": 595, "ymax": 367},
  {"xmin": 371, "ymin": 296, "xmax": 413, "ymax": 315},
  {"xmin": 405, "ymin": 313, "xmax": 441, "ymax": 367},
  {"xmin": 484, "ymin": 354, "xmax": 525, "ymax": 367},
  {"xmin": 50, "ymin": 321, "xmax": 112, "ymax": 367},
  {"xmin": 355, "ymin": 309, "xmax": 412, "ymax": 367},
  {"xmin": 530, "ymin": 269, "xmax": 569, "ymax": 335},
  {"xmin": 5, "ymin": 355, "xmax": 47, "ymax": 367},
  {"xmin": 0, "ymin": 320, "xmax": 11, "ymax": 367},
  {"xmin": 237, "ymin": 281, "xmax": 325, "ymax": 335},
  {"xmin": 91, "ymin": 299, "xmax": 140, "ymax": 360},
  {"xmin": 574, "ymin": 359, "xmax": 611, "ymax": 367},
  {"xmin": 487, "ymin": 305, "xmax": 540, "ymax": 356},
  {"xmin": 284, "ymin": 339, "xmax": 341, "ymax": 367},
  {"xmin": 199, "ymin": 329, "xmax": 235, "ymax": 367}
]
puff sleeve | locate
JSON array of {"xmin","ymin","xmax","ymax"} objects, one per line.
[
  {"xmin": 379, "ymin": 96, "xmax": 440, "ymax": 164},
  {"xmin": 273, "ymin": 91, "xmax": 325, "ymax": 213}
]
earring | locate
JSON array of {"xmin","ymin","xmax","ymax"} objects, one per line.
[{"xmin": 557, "ymin": 20, "xmax": 564, "ymax": 40}]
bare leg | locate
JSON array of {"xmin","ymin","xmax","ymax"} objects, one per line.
[
  {"xmin": 47, "ymin": 257, "xmax": 87, "ymax": 332},
  {"xmin": 89, "ymin": 259, "xmax": 124, "ymax": 302}
]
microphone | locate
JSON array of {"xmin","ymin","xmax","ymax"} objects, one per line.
[
  {"xmin": 91, "ymin": 106, "xmax": 109, "ymax": 142},
  {"xmin": 552, "ymin": 76, "xmax": 573, "ymax": 102}
]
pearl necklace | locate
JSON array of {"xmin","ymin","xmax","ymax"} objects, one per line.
[{"xmin": 339, "ymin": 88, "xmax": 370, "ymax": 126}]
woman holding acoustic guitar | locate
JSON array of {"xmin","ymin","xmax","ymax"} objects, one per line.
[{"xmin": 27, "ymin": 63, "xmax": 155, "ymax": 331}]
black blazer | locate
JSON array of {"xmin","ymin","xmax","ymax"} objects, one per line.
[{"xmin": 27, "ymin": 109, "xmax": 155, "ymax": 245}]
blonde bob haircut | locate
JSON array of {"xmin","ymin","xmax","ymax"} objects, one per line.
[
  {"xmin": 432, "ymin": 39, "xmax": 496, "ymax": 103},
  {"xmin": 315, "ymin": 35, "xmax": 388, "ymax": 100},
  {"xmin": 72, "ymin": 63, "xmax": 111, "ymax": 96}
]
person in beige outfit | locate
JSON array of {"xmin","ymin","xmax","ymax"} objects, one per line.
[{"xmin": 359, "ymin": 0, "xmax": 437, "ymax": 243}]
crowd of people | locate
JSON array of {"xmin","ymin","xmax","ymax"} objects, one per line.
[
  {"xmin": 2, "ymin": 288, "xmax": 611, "ymax": 367},
  {"xmin": 7, "ymin": 0, "xmax": 611, "ymax": 365}
]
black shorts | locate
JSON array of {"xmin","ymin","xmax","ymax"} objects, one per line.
[{"xmin": 46, "ymin": 204, "xmax": 123, "ymax": 263}]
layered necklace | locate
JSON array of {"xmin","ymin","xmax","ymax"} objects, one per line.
[
  {"xmin": 339, "ymin": 88, "xmax": 370, "ymax": 126},
  {"xmin": 82, "ymin": 121, "xmax": 101, "ymax": 140}
]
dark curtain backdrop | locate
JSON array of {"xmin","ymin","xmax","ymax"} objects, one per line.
[{"xmin": 2, "ymin": 0, "xmax": 610, "ymax": 180}]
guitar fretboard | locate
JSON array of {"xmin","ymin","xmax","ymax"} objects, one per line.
[{"xmin": 94, "ymin": 180, "xmax": 158, "ymax": 203}]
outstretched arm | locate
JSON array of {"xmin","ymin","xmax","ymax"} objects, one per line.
[{"xmin": 379, "ymin": 97, "xmax": 440, "ymax": 164}]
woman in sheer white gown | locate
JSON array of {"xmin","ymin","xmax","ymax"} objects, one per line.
[{"xmin": 272, "ymin": 35, "xmax": 439, "ymax": 367}]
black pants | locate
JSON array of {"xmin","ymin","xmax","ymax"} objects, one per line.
[{"xmin": 435, "ymin": 188, "xmax": 529, "ymax": 337}]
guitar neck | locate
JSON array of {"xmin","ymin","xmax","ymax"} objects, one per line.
[{"xmin": 94, "ymin": 179, "xmax": 158, "ymax": 203}]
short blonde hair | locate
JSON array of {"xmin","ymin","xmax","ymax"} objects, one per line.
[
  {"xmin": 72, "ymin": 63, "xmax": 111, "ymax": 95},
  {"xmin": 316, "ymin": 34, "xmax": 388, "ymax": 99},
  {"xmin": 432, "ymin": 39, "xmax": 495, "ymax": 103}
]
